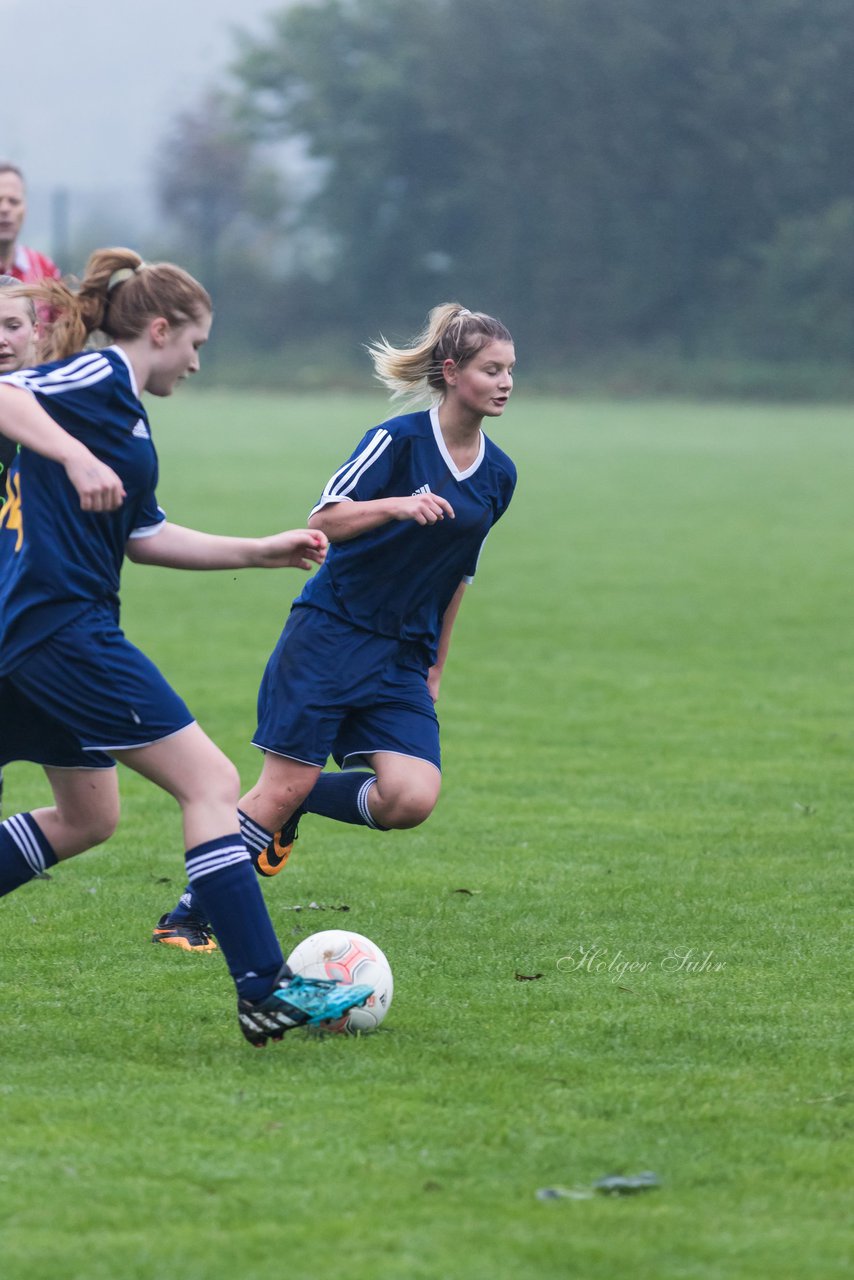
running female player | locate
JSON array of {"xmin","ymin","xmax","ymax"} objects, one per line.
[
  {"xmin": 155, "ymin": 302, "xmax": 516, "ymax": 946},
  {"xmin": 0, "ymin": 250, "xmax": 371, "ymax": 1044}
]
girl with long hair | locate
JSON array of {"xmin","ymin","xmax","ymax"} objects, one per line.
[{"xmin": 0, "ymin": 249, "xmax": 372, "ymax": 1045}]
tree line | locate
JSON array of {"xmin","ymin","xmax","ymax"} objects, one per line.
[{"xmin": 155, "ymin": 0, "xmax": 854, "ymax": 380}]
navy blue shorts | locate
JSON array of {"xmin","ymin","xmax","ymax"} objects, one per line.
[
  {"xmin": 0, "ymin": 605, "xmax": 194, "ymax": 769},
  {"xmin": 253, "ymin": 606, "xmax": 441, "ymax": 772}
]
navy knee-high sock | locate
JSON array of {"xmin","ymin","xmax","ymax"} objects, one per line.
[
  {"xmin": 165, "ymin": 885, "xmax": 203, "ymax": 925},
  {"xmin": 167, "ymin": 809, "xmax": 275, "ymax": 928},
  {"xmin": 303, "ymin": 772, "xmax": 388, "ymax": 829},
  {"xmin": 167, "ymin": 783, "xmax": 386, "ymax": 935},
  {"xmin": 0, "ymin": 813, "xmax": 58, "ymax": 895},
  {"xmin": 184, "ymin": 833, "xmax": 286, "ymax": 1001}
]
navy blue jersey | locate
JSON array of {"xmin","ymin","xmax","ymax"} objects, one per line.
[
  {"xmin": 0, "ymin": 346, "xmax": 165, "ymax": 674},
  {"xmin": 298, "ymin": 406, "xmax": 516, "ymax": 665}
]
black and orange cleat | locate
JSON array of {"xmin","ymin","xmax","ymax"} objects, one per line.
[
  {"xmin": 254, "ymin": 808, "xmax": 304, "ymax": 877},
  {"xmin": 151, "ymin": 914, "xmax": 218, "ymax": 953}
]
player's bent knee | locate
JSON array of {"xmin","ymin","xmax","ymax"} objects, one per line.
[
  {"xmin": 198, "ymin": 753, "xmax": 241, "ymax": 807},
  {"xmin": 397, "ymin": 803, "xmax": 436, "ymax": 829},
  {"xmin": 55, "ymin": 808, "xmax": 119, "ymax": 858},
  {"xmin": 364, "ymin": 758, "xmax": 441, "ymax": 829},
  {"xmin": 381, "ymin": 791, "xmax": 438, "ymax": 829},
  {"xmin": 81, "ymin": 793, "xmax": 121, "ymax": 846},
  {"xmin": 85, "ymin": 813, "xmax": 119, "ymax": 847}
]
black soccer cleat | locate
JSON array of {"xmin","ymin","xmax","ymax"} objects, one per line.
[
  {"xmin": 152, "ymin": 914, "xmax": 218, "ymax": 953},
  {"xmin": 237, "ymin": 966, "xmax": 374, "ymax": 1047}
]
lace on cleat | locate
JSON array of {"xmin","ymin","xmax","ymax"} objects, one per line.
[
  {"xmin": 151, "ymin": 914, "xmax": 218, "ymax": 953},
  {"xmin": 254, "ymin": 806, "xmax": 304, "ymax": 877},
  {"xmin": 237, "ymin": 968, "xmax": 374, "ymax": 1047}
]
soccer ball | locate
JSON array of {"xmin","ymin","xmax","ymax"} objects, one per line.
[{"xmin": 286, "ymin": 929, "xmax": 394, "ymax": 1033}]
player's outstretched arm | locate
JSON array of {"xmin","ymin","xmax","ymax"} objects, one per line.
[
  {"xmin": 126, "ymin": 522, "xmax": 328, "ymax": 571},
  {"xmin": 310, "ymin": 492, "xmax": 455, "ymax": 543},
  {"xmin": 0, "ymin": 385, "xmax": 125, "ymax": 512}
]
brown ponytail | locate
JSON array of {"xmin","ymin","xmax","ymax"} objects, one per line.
[{"xmin": 22, "ymin": 247, "xmax": 211, "ymax": 361}]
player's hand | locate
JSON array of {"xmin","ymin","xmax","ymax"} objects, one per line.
[
  {"xmin": 427, "ymin": 665, "xmax": 442, "ymax": 703},
  {"xmin": 65, "ymin": 453, "xmax": 126, "ymax": 511},
  {"xmin": 396, "ymin": 493, "xmax": 455, "ymax": 525},
  {"xmin": 255, "ymin": 529, "xmax": 329, "ymax": 570}
]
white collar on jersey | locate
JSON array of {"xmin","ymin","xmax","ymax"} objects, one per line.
[
  {"xmin": 430, "ymin": 405, "xmax": 485, "ymax": 481},
  {"xmin": 107, "ymin": 344, "xmax": 140, "ymax": 400}
]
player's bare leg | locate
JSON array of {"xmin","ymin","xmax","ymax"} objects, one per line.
[
  {"xmin": 114, "ymin": 723, "xmax": 241, "ymax": 849},
  {"xmin": 34, "ymin": 765, "xmax": 121, "ymax": 858},
  {"xmin": 123, "ymin": 726, "xmax": 242, "ymax": 953},
  {"xmin": 240, "ymin": 754, "xmax": 321, "ymax": 875},
  {"xmin": 363, "ymin": 752, "xmax": 441, "ymax": 829}
]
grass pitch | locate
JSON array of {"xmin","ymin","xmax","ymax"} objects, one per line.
[{"xmin": 1, "ymin": 393, "xmax": 850, "ymax": 1279}]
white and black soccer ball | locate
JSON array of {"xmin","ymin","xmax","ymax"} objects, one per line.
[{"xmin": 286, "ymin": 929, "xmax": 394, "ymax": 1033}]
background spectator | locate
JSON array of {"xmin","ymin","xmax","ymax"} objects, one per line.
[{"xmin": 0, "ymin": 163, "xmax": 61, "ymax": 283}]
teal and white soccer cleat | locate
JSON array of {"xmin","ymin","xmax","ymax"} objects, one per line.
[{"xmin": 237, "ymin": 968, "xmax": 374, "ymax": 1047}]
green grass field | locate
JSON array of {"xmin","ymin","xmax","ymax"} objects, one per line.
[{"xmin": 1, "ymin": 392, "xmax": 850, "ymax": 1279}]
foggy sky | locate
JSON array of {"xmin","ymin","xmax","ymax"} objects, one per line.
[{"xmin": 3, "ymin": 0, "xmax": 281, "ymax": 251}]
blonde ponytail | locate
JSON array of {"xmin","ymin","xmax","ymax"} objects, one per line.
[{"xmin": 367, "ymin": 302, "xmax": 512, "ymax": 404}]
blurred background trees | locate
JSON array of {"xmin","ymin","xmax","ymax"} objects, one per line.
[{"xmin": 143, "ymin": 0, "xmax": 854, "ymax": 389}]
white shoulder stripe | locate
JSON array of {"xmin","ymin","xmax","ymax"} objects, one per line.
[
  {"xmin": 322, "ymin": 429, "xmax": 392, "ymax": 502},
  {"xmin": 8, "ymin": 352, "xmax": 114, "ymax": 398},
  {"xmin": 52, "ymin": 351, "xmax": 108, "ymax": 377}
]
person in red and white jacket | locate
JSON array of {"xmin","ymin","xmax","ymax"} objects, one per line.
[{"xmin": 0, "ymin": 163, "xmax": 61, "ymax": 284}]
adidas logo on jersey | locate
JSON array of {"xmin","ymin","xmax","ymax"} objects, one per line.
[
  {"xmin": 132, "ymin": 419, "xmax": 150, "ymax": 439},
  {"xmin": 412, "ymin": 483, "xmax": 432, "ymax": 496}
]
